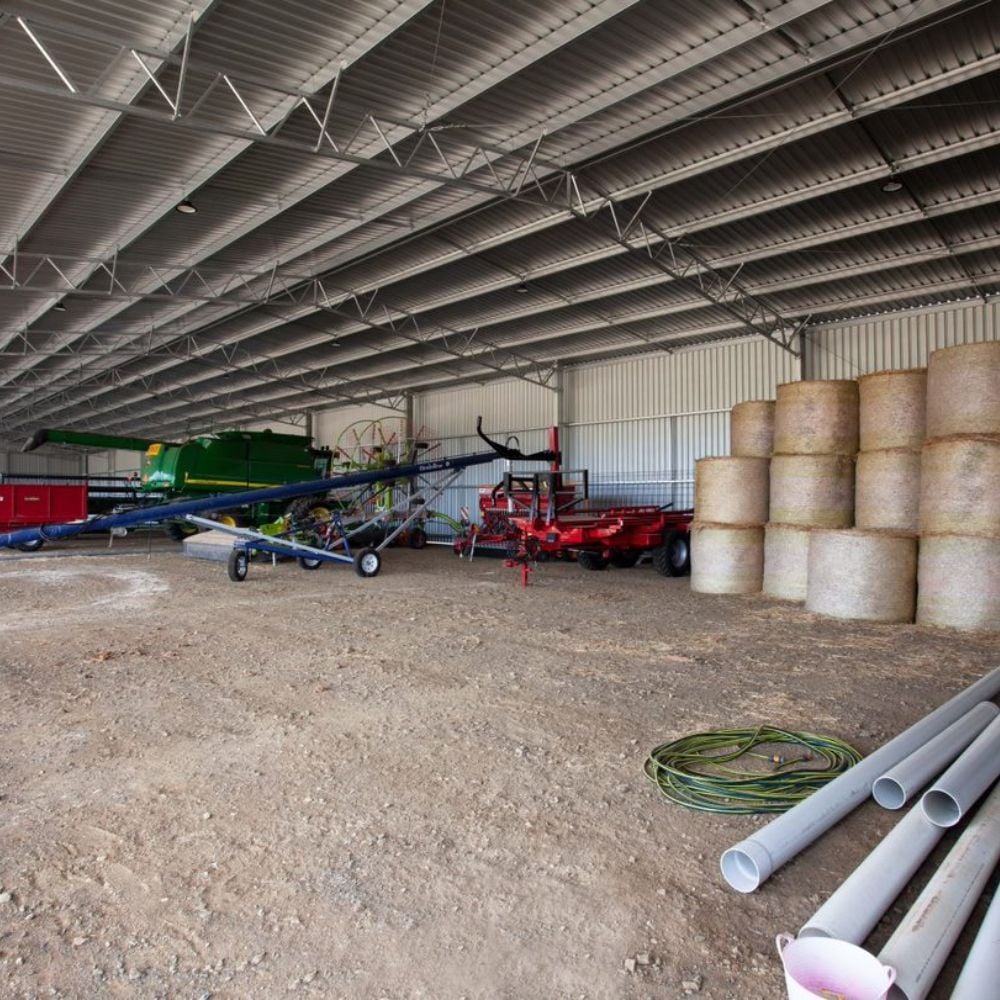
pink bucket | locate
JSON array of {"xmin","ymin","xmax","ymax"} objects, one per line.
[{"xmin": 776, "ymin": 933, "xmax": 896, "ymax": 1000}]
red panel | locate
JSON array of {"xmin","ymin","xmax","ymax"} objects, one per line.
[{"xmin": 0, "ymin": 484, "xmax": 87, "ymax": 529}]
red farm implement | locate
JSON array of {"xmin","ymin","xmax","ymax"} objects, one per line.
[
  {"xmin": 0, "ymin": 478, "xmax": 87, "ymax": 551},
  {"xmin": 456, "ymin": 424, "xmax": 693, "ymax": 578}
]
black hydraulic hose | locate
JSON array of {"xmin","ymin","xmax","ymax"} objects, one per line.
[{"xmin": 476, "ymin": 417, "xmax": 560, "ymax": 463}]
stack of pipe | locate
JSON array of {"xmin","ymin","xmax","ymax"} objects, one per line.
[
  {"xmin": 690, "ymin": 401, "xmax": 775, "ymax": 595},
  {"xmin": 917, "ymin": 341, "xmax": 1000, "ymax": 630},
  {"xmin": 716, "ymin": 667, "xmax": 1000, "ymax": 998},
  {"xmin": 763, "ymin": 380, "xmax": 858, "ymax": 601}
]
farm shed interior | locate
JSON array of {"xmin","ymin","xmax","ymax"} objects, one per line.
[{"xmin": 1, "ymin": 1, "xmax": 999, "ymax": 997}]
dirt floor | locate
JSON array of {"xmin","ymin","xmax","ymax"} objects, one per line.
[{"xmin": 0, "ymin": 535, "xmax": 996, "ymax": 1000}]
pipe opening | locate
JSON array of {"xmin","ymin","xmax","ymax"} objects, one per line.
[
  {"xmin": 872, "ymin": 776, "xmax": 907, "ymax": 810},
  {"xmin": 720, "ymin": 848, "xmax": 761, "ymax": 893},
  {"xmin": 921, "ymin": 789, "xmax": 961, "ymax": 827}
]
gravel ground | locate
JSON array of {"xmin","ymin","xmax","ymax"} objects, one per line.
[{"xmin": 0, "ymin": 536, "xmax": 996, "ymax": 999}]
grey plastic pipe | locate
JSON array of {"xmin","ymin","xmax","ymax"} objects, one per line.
[
  {"xmin": 950, "ymin": 884, "xmax": 1000, "ymax": 1000},
  {"xmin": 798, "ymin": 803, "xmax": 943, "ymax": 942},
  {"xmin": 720, "ymin": 665, "xmax": 1000, "ymax": 892},
  {"xmin": 921, "ymin": 712, "xmax": 1000, "ymax": 827},
  {"xmin": 873, "ymin": 701, "xmax": 999, "ymax": 809},
  {"xmin": 878, "ymin": 780, "xmax": 1000, "ymax": 1000}
]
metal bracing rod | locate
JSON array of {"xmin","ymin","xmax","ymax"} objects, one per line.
[
  {"xmin": 0, "ymin": 12, "xmax": 572, "ymax": 211},
  {"xmin": 1, "ymin": 1, "xmax": 983, "ymax": 412},
  {"xmin": 0, "ymin": 250, "xmax": 558, "ymax": 421},
  {"xmin": 0, "ymin": 0, "xmax": 639, "ymax": 392},
  {"xmin": 0, "ymin": 324, "xmax": 413, "ymax": 431}
]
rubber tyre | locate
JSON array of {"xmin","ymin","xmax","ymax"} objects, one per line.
[
  {"xmin": 608, "ymin": 550, "xmax": 639, "ymax": 568},
  {"xmin": 653, "ymin": 531, "xmax": 691, "ymax": 577},
  {"xmin": 577, "ymin": 550, "xmax": 609, "ymax": 571},
  {"xmin": 354, "ymin": 547, "xmax": 381, "ymax": 578},
  {"xmin": 165, "ymin": 522, "xmax": 188, "ymax": 542},
  {"xmin": 298, "ymin": 556, "xmax": 323, "ymax": 570},
  {"xmin": 227, "ymin": 549, "xmax": 249, "ymax": 582},
  {"xmin": 14, "ymin": 538, "xmax": 44, "ymax": 552},
  {"xmin": 407, "ymin": 526, "xmax": 428, "ymax": 550}
]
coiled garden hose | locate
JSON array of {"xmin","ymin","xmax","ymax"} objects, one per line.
[{"xmin": 644, "ymin": 725, "xmax": 863, "ymax": 815}]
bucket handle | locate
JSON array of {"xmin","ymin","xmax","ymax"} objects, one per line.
[
  {"xmin": 775, "ymin": 933, "xmax": 794, "ymax": 960},
  {"xmin": 882, "ymin": 964, "xmax": 897, "ymax": 988}
]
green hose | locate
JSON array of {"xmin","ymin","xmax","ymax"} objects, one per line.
[{"xmin": 644, "ymin": 725, "xmax": 863, "ymax": 815}]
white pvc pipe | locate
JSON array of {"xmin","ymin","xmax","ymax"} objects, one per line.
[
  {"xmin": 950, "ymin": 885, "xmax": 1000, "ymax": 1000},
  {"xmin": 878, "ymin": 780, "xmax": 1000, "ymax": 1000},
  {"xmin": 921, "ymin": 713, "xmax": 1000, "ymax": 827},
  {"xmin": 798, "ymin": 803, "xmax": 944, "ymax": 943},
  {"xmin": 720, "ymin": 666, "xmax": 1000, "ymax": 892},
  {"xmin": 873, "ymin": 702, "xmax": 999, "ymax": 809}
]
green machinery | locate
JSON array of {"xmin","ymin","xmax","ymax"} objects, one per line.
[{"xmin": 23, "ymin": 428, "xmax": 334, "ymax": 527}]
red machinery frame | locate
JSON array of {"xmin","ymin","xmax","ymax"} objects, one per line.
[
  {"xmin": 0, "ymin": 480, "xmax": 88, "ymax": 551},
  {"xmin": 454, "ymin": 426, "xmax": 692, "ymax": 577}
]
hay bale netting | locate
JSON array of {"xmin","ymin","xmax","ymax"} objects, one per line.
[
  {"xmin": 919, "ymin": 436, "xmax": 1000, "ymax": 538},
  {"xmin": 690, "ymin": 523, "xmax": 764, "ymax": 595},
  {"xmin": 917, "ymin": 534, "xmax": 1000, "ymax": 631},
  {"xmin": 769, "ymin": 454, "xmax": 855, "ymax": 528},
  {"xmin": 855, "ymin": 448, "xmax": 921, "ymax": 532},
  {"xmin": 926, "ymin": 341, "xmax": 1000, "ymax": 439},
  {"xmin": 858, "ymin": 368, "xmax": 927, "ymax": 451},
  {"xmin": 763, "ymin": 523, "xmax": 812, "ymax": 602},
  {"xmin": 694, "ymin": 456, "xmax": 770, "ymax": 525},
  {"xmin": 730, "ymin": 400, "xmax": 776, "ymax": 458},
  {"xmin": 805, "ymin": 529, "xmax": 918, "ymax": 623},
  {"xmin": 773, "ymin": 380, "xmax": 859, "ymax": 456}
]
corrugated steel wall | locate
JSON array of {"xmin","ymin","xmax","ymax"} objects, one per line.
[
  {"xmin": 0, "ymin": 450, "xmax": 84, "ymax": 476},
  {"xmin": 804, "ymin": 299, "xmax": 1000, "ymax": 378},
  {"xmin": 563, "ymin": 338, "xmax": 799, "ymax": 508}
]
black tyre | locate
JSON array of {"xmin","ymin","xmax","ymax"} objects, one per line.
[
  {"xmin": 608, "ymin": 550, "xmax": 640, "ymax": 569},
  {"xmin": 577, "ymin": 550, "xmax": 609, "ymax": 571},
  {"xmin": 653, "ymin": 531, "xmax": 691, "ymax": 577},
  {"xmin": 354, "ymin": 547, "xmax": 381, "ymax": 578},
  {"xmin": 298, "ymin": 555, "xmax": 324, "ymax": 570},
  {"xmin": 227, "ymin": 549, "xmax": 249, "ymax": 582},
  {"xmin": 407, "ymin": 526, "xmax": 428, "ymax": 549},
  {"xmin": 14, "ymin": 538, "xmax": 44, "ymax": 552},
  {"xmin": 165, "ymin": 522, "xmax": 188, "ymax": 542}
]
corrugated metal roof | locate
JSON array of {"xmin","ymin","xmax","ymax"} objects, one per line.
[{"xmin": 1, "ymin": 0, "xmax": 998, "ymax": 439}]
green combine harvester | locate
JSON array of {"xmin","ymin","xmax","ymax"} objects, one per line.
[{"xmin": 23, "ymin": 427, "xmax": 335, "ymax": 531}]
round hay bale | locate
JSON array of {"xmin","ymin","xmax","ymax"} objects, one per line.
[
  {"xmin": 763, "ymin": 523, "xmax": 812, "ymax": 602},
  {"xmin": 769, "ymin": 454, "xmax": 855, "ymax": 528},
  {"xmin": 858, "ymin": 368, "xmax": 927, "ymax": 451},
  {"xmin": 773, "ymin": 380, "xmax": 859, "ymax": 456},
  {"xmin": 919, "ymin": 436, "xmax": 1000, "ymax": 538},
  {"xmin": 805, "ymin": 529, "xmax": 917, "ymax": 623},
  {"xmin": 731, "ymin": 400, "xmax": 776, "ymax": 458},
  {"xmin": 926, "ymin": 341, "xmax": 1000, "ymax": 439},
  {"xmin": 917, "ymin": 534, "xmax": 1000, "ymax": 632},
  {"xmin": 855, "ymin": 448, "xmax": 921, "ymax": 532},
  {"xmin": 694, "ymin": 456, "xmax": 769, "ymax": 525},
  {"xmin": 690, "ymin": 523, "xmax": 764, "ymax": 595}
]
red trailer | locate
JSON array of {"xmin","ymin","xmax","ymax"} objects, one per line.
[
  {"xmin": 0, "ymin": 481, "xmax": 88, "ymax": 551},
  {"xmin": 457, "ymin": 469, "xmax": 692, "ymax": 576}
]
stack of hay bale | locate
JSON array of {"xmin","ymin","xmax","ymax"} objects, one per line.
[
  {"xmin": 689, "ymin": 402, "xmax": 773, "ymax": 594},
  {"xmin": 916, "ymin": 342, "xmax": 1000, "ymax": 630},
  {"xmin": 802, "ymin": 369, "xmax": 926, "ymax": 625},
  {"xmin": 763, "ymin": 381, "xmax": 858, "ymax": 602}
]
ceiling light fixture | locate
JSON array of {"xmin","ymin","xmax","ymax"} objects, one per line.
[
  {"xmin": 881, "ymin": 179, "xmax": 903, "ymax": 193},
  {"xmin": 53, "ymin": 301, "xmax": 66, "ymax": 312},
  {"xmin": 175, "ymin": 199, "xmax": 197, "ymax": 214},
  {"xmin": 515, "ymin": 280, "xmax": 529, "ymax": 294}
]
